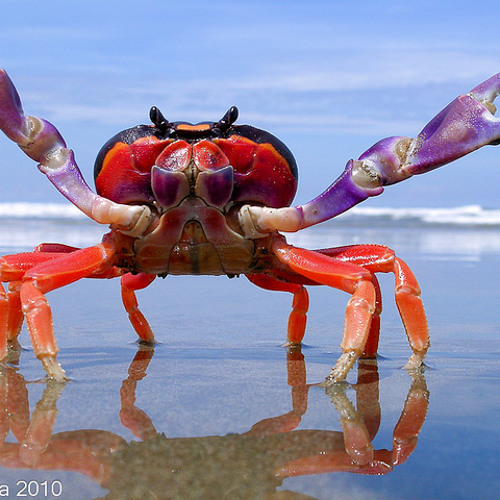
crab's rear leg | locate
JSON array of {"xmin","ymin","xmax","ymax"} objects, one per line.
[
  {"xmin": 1, "ymin": 244, "xmax": 116, "ymax": 380},
  {"xmin": 245, "ymin": 273, "xmax": 309, "ymax": 345},
  {"xmin": 271, "ymin": 238, "xmax": 378, "ymax": 384},
  {"xmin": 319, "ymin": 245, "xmax": 429, "ymax": 367},
  {"xmin": 121, "ymin": 273, "xmax": 157, "ymax": 343}
]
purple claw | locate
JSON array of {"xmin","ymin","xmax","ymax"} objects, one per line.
[
  {"xmin": 0, "ymin": 69, "xmax": 28, "ymax": 144},
  {"xmin": 240, "ymin": 72, "xmax": 500, "ymax": 235},
  {"xmin": 0, "ymin": 68, "xmax": 151, "ymax": 235},
  {"xmin": 313, "ymin": 72, "xmax": 500, "ymax": 223},
  {"xmin": 469, "ymin": 72, "xmax": 500, "ymax": 112}
]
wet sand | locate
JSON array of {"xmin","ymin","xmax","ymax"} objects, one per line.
[{"xmin": 1, "ymin": 222, "xmax": 499, "ymax": 499}]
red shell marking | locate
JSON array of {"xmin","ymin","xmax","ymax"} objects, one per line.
[
  {"xmin": 94, "ymin": 122, "xmax": 298, "ymax": 210},
  {"xmin": 95, "ymin": 134, "xmax": 172, "ymax": 204},
  {"xmin": 214, "ymin": 135, "xmax": 297, "ymax": 207}
]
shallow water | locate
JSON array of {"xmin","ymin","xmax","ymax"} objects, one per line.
[{"xmin": 1, "ymin": 219, "xmax": 499, "ymax": 499}]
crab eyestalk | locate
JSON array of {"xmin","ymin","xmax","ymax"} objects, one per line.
[{"xmin": 239, "ymin": 72, "xmax": 500, "ymax": 236}]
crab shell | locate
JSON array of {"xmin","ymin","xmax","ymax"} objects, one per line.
[{"xmin": 93, "ymin": 119, "xmax": 298, "ymax": 276}]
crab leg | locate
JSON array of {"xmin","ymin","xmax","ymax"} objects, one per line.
[
  {"xmin": 5, "ymin": 282, "xmax": 24, "ymax": 342},
  {"xmin": 0, "ymin": 252, "xmax": 63, "ymax": 360},
  {"xmin": 319, "ymin": 244, "xmax": 429, "ymax": 366},
  {"xmin": 240, "ymin": 73, "xmax": 500, "ymax": 235},
  {"xmin": 0, "ymin": 244, "xmax": 116, "ymax": 380},
  {"xmin": 0, "ymin": 285, "xmax": 8, "ymax": 359},
  {"xmin": 0, "ymin": 69, "xmax": 150, "ymax": 236},
  {"xmin": 272, "ymin": 238, "xmax": 377, "ymax": 384},
  {"xmin": 245, "ymin": 273, "xmax": 309, "ymax": 345},
  {"xmin": 248, "ymin": 269, "xmax": 382, "ymax": 355},
  {"xmin": 121, "ymin": 273, "xmax": 157, "ymax": 343}
]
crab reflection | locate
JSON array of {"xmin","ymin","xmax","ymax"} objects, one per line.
[{"xmin": 0, "ymin": 347, "xmax": 429, "ymax": 499}]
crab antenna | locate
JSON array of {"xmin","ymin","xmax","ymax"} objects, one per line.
[
  {"xmin": 217, "ymin": 106, "xmax": 239, "ymax": 130},
  {"xmin": 149, "ymin": 106, "xmax": 170, "ymax": 131}
]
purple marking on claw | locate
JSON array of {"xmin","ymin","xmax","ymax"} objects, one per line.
[
  {"xmin": 20, "ymin": 118, "xmax": 67, "ymax": 163},
  {"xmin": 270, "ymin": 72, "xmax": 500, "ymax": 232},
  {"xmin": 406, "ymin": 94, "xmax": 500, "ymax": 174},
  {"xmin": 358, "ymin": 136, "xmax": 412, "ymax": 185},
  {"xmin": 0, "ymin": 69, "xmax": 29, "ymax": 144},
  {"xmin": 470, "ymin": 72, "xmax": 500, "ymax": 104},
  {"xmin": 298, "ymin": 159, "xmax": 382, "ymax": 226},
  {"xmin": 38, "ymin": 150, "xmax": 98, "ymax": 210}
]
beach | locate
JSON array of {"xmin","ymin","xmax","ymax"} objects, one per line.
[{"xmin": 0, "ymin": 206, "xmax": 499, "ymax": 499}]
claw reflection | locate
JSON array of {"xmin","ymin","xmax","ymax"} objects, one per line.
[{"xmin": 0, "ymin": 348, "xmax": 429, "ymax": 499}]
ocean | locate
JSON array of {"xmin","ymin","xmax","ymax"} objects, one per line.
[{"xmin": 1, "ymin": 202, "xmax": 500, "ymax": 255}]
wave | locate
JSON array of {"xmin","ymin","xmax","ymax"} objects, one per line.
[
  {"xmin": 338, "ymin": 205, "xmax": 500, "ymax": 227},
  {"xmin": 0, "ymin": 202, "xmax": 85, "ymax": 219},
  {"xmin": 0, "ymin": 203, "xmax": 499, "ymax": 255},
  {"xmin": 0, "ymin": 202, "xmax": 499, "ymax": 227}
]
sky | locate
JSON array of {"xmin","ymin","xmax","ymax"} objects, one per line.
[{"xmin": 0, "ymin": 0, "xmax": 498, "ymax": 209}]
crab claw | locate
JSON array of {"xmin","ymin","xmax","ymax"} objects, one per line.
[
  {"xmin": 0, "ymin": 69, "xmax": 29, "ymax": 144},
  {"xmin": 240, "ymin": 73, "xmax": 500, "ymax": 235},
  {"xmin": 0, "ymin": 69, "xmax": 151, "ymax": 236}
]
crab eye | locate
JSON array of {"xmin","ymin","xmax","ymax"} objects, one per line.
[
  {"xmin": 216, "ymin": 106, "xmax": 239, "ymax": 131},
  {"xmin": 149, "ymin": 106, "xmax": 177, "ymax": 137}
]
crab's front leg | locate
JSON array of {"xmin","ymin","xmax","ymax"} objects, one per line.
[
  {"xmin": 0, "ymin": 69, "xmax": 150, "ymax": 236},
  {"xmin": 0, "ymin": 242, "xmax": 117, "ymax": 380},
  {"xmin": 240, "ymin": 73, "xmax": 500, "ymax": 234}
]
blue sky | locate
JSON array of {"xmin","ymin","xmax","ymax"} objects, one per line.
[{"xmin": 0, "ymin": 0, "xmax": 498, "ymax": 208}]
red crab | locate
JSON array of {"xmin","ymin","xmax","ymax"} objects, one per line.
[{"xmin": 0, "ymin": 69, "xmax": 499, "ymax": 382}]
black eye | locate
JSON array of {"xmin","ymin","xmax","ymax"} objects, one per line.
[{"xmin": 149, "ymin": 106, "xmax": 177, "ymax": 137}]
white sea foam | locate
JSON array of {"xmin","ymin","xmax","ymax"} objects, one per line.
[
  {"xmin": 0, "ymin": 202, "xmax": 499, "ymax": 226},
  {"xmin": 0, "ymin": 203, "xmax": 500, "ymax": 255},
  {"xmin": 341, "ymin": 204, "xmax": 500, "ymax": 227},
  {"xmin": 0, "ymin": 202, "xmax": 85, "ymax": 219}
]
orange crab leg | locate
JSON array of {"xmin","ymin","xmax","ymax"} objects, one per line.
[
  {"xmin": 319, "ymin": 245, "xmax": 429, "ymax": 367},
  {"xmin": 272, "ymin": 239, "xmax": 376, "ymax": 384},
  {"xmin": 6, "ymin": 281, "xmax": 23, "ymax": 342},
  {"xmin": 0, "ymin": 280, "xmax": 26, "ymax": 359},
  {"xmin": 0, "ymin": 251, "xmax": 64, "ymax": 282},
  {"xmin": 15, "ymin": 243, "xmax": 116, "ymax": 381},
  {"xmin": 121, "ymin": 273, "xmax": 157, "ymax": 343},
  {"xmin": 246, "ymin": 273, "xmax": 309, "ymax": 345},
  {"xmin": 0, "ymin": 285, "xmax": 8, "ymax": 359}
]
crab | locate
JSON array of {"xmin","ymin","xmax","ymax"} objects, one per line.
[{"xmin": 0, "ymin": 68, "xmax": 499, "ymax": 383}]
